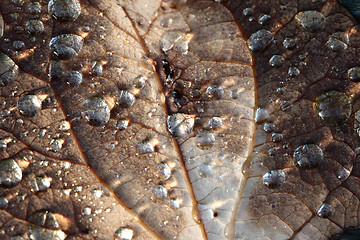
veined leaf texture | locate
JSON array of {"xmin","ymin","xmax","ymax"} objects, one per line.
[{"xmin": 0, "ymin": 0, "xmax": 359, "ymax": 239}]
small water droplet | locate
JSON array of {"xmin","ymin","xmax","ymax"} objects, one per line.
[
  {"xmin": 0, "ymin": 197, "xmax": 8, "ymax": 209},
  {"xmin": 258, "ymin": 14, "xmax": 271, "ymax": 25},
  {"xmin": 117, "ymin": 90, "xmax": 135, "ymax": 108},
  {"xmin": 25, "ymin": 20, "xmax": 44, "ymax": 34},
  {"xmin": 288, "ymin": 66, "xmax": 300, "ymax": 77},
  {"xmin": 66, "ymin": 70, "xmax": 82, "ymax": 85},
  {"xmin": 167, "ymin": 113, "xmax": 194, "ymax": 138},
  {"xmin": 271, "ymin": 133, "xmax": 283, "ymax": 142},
  {"xmin": 13, "ymin": 40, "xmax": 25, "ymax": 51},
  {"xmin": 197, "ymin": 131, "xmax": 215, "ymax": 148},
  {"xmin": 0, "ymin": 52, "xmax": 19, "ymax": 86},
  {"xmin": 0, "ymin": 159, "xmax": 22, "ymax": 187},
  {"xmin": 83, "ymin": 97, "xmax": 110, "ymax": 126},
  {"xmin": 91, "ymin": 189, "xmax": 102, "ymax": 198},
  {"xmin": 50, "ymin": 34, "xmax": 84, "ymax": 60},
  {"xmin": 48, "ymin": 0, "xmax": 81, "ymax": 21},
  {"xmin": 199, "ymin": 164, "xmax": 212, "ymax": 177},
  {"xmin": 91, "ymin": 61, "xmax": 103, "ymax": 76},
  {"xmin": 49, "ymin": 139, "xmax": 63, "ymax": 152},
  {"xmin": 28, "ymin": 211, "xmax": 67, "ymax": 240},
  {"xmin": 206, "ymin": 85, "xmax": 224, "ymax": 99},
  {"xmin": 157, "ymin": 163, "xmax": 171, "ymax": 180},
  {"xmin": 160, "ymin": 17, "xmax": 173, "ymax": 28},
  {"xmin": 208, "ymin": 117, "xmax": 222, "ymax": 129},
  {"xmin": 262, "ymin": 169, "xmax": 286, "ymax": 187},
  {"xmin": 136, "ymin": 141, "xmax": 154, "ymax": 154},
  {"xmin": 295, "ymin": 10, "xmax": 325, "ymax": 32},
  {"xmin": 327, "ymin": 32, "xmax": 349, "ymax": 52},
  {"xmin": 242, "ymin": 7, "xmax": 253, "ymax": 16},
  {"xmin": 283, "ymin": 38, "xmax": 296, "ymax": 49},
  {"xmin": 82, "ymin": 207, "xmax": 92, "ymax": 216},
  {"xmin": 263, "ymin": 122, "xmax": 275, "ymax": 132},
  {"xmin": 115, "ymin": 119, "xmax": 129, "ymax": 130},
  {"xmin": 255, "ymin": 108, "xmax": 269, "ymax": 123},
  {"xmin": 348, "ymin": 67, "xmax": 360, "ymax": 82},
  {"xmin": 151, "ymin": 185, "xmax": 167, "ymax": 199},
  {"xmin": 317, "ymin": 203, "xmax": 333, "ymax": 218},
  {"xmin": 247, "ymin": 29, "xmax": 274, "ymax": 53},
  {"xmin": 337, "ymin": 167, "xmax": 351, "ymax": 181},
  {"xmin": 114, "ymin": 227, "xmax": 133, "ymax": 240},
  {"xmin": 269, "ymin": 55, "xmax": 285, "ymax": 67},
  {"xmin": 293, "ymin": 144, "xmax": 323, "ymax": 169},
  {"xmin": 28, "ymin": 2, "xmax": 41, "ymax": 14},
  {"xmin": 314, "ymin": 90, "xmax": 351, "ymax": 126},
  {"xmin": 29, "ymin": 177, "xmax": 51, "ymax": 192}
]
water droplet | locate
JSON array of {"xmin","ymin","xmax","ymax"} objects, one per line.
[
  {"xmin": 190, "ymin": 88, "xmax": 201, "ymax": 99},
  {"xmin": 295, "ymin": 10, "xmax": 325, "ymax": 32},
  {"xmin": 314, "ymin": 90, "xmax": 351, "ymax": 126},
  {"xmin": 262, "ymin": 169, "xmax": 286, "ymax": 187},
  {"xmin": 283, "ymin": 38, "xmax": 296, "ymax": 49},
  {"xmin": 271, "ymin": 133, "xmax": 283, "ymax": 142},
  {"xmin": 117, "ymin": 90, "xmax": 135, "ymax": 108},
  {"xmin": 263, "ymin": 122, "xmax": 275, "ymax": 132},
  {"xmin": 115, "ymin": 119, "xmax": 129, "ymax": 130},
  {"xmin": 28, "ymin": 2, "xmax": 41, "ymax": 14},
  {"xmin": 134, "ymin": 75, "xmax": 147, "ymax": 89},
  {"xmin": 82, "ymin": 207, "xmax": 92, "ymax": 216},
  {"xmin": 288, "ymin": 66, "xmax": 300, "ymax": 77},
  {"xmin": 327, "ymin": 32, "xmax": 349, "ymax": 52},
  {"xmin": 114, "ymin": 227, "xmax": 133, "ymax": 240},
  {"xmin": 317, "ymin": 203, "xmax": 333, "ymax": 218},
  {"xmin": 28, "ymin": 211, "xmax": 67, "ymax": 240},
  {"xmin": 0, "ymin": 52, "xmax": 19, "ymax": 86},
  {"xmin": 255, "ymin": 108, "xmax": 269, "ymax": 123},
  {"xmin": 48, "ymin": 0, "xmax": 81, "ymax": 21},
  {"xmin": 66, "ymin": 70, "xmax": 82, "ymax": 85},
  {"xmin": 269, "ymin": 55, "xmax": 285, "ymax": 67},
  {"xmin": 136, "ymin": 141, "xmax": 154, "ymax": 154},
  {"xmin": 49, "ymin": 34, "xmax": 84, "ymax": 60},
  {"xmin": 29, "ymin": 177, "xmax": 51, "ymax": 192},
  {"xmin": 0, "ymin": 159, "xmax": 22, "ymax": 187},
  {"xmin": 17, "ymin": 95, "xmax": 42, "ymax": 117},
  {"xmin": 258, "ymin": 14, "xmax": 271, "ymax": 25},
  {"xmin": 199, "ymin": 164, "xmax": 212, "ymax": 177},
  {"xmin": 83, "ymin": 97, "xmax": 110, "ymax": 126},
  {"xmin": 167, "ymin": 113, "xmax": 194, "ymax": 138},
  {"xmin": 10, "ymin": 236, "xmax": 24, "ymax": 240},
  {"xmin": 247, "ymin": 29, "xmax": 274, "ymax": 53},
  {"xmin": 243, "ymin": 7, "xmax": 253, "ymax": 16},
  {"xmin": 208, "ymin": 117, "xmax": 222, "ymax": 129},
  {"xmin": 337, "ymin": 167, "xmax": 351, "ymax": 181},
  {"xmin": 91, "ymin": 61, "xmax": 103, "ymax": 76},
  {"xmin": 13, "ymin": 40, "xmax": 25, "ymax": 51},
  {"xmin": 49, "ymin": 139, "xmax": 63, "ymax": 152},
  {"xmin": 58, "ymin": 120, "xmax": 70, "ymax": 131},
  {"xmin": 0, "ymin": 197, "xmax": 8, "ymax": 209},
  {"xmin": 293, "ymin": 144, "xmax": 323, "ymax": 169},
  {"xmin": 348, "ymin": 67, "xmax": 360, "ymax": 82},
  {"xmin": 151, "ymin": 185, "xmax": 167, "ymax": 199},
  {"xmin": 206, "ymin": 85, "xmax": 224, "ymax": 99},
  {"xmin": 25, "ymin": 20, "xmax": 44, "ymax": 34},
  {"xmin": 197, "ymin": 131, "xmax": 215, "ymax": 148},
  {"xmin": 91, "ymin": 189, "xmax": 102, "ymax": 198},
  {"xmin": 230, "ymin": 90, "xmax": 239, "ymax": 99},
  {"xmin": 157, "ymin": 163, "xmax": 171, "ymax": 180},
  {"xmin": 160, "ymin": 17, "xmax": 173, "ymax": 28}
]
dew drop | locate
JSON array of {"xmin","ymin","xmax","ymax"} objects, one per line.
[
  {"xmin": 91, "ymin": 189, "xmax": 102, "ymax": 198},
  {"xmin": 314, "ymin": 90, "xmax": 351, "ymax": 126},
  {"xmin": 82, "ymin": 207, "xmax": 91, "ymax": 216},
  {"xmin": 29, "ymin": 177, "xmax": 51, "ymax": 192},
  {"xmin": 271, "ymin": 133, "xmax": 283, "ymax": 142},
  {"xmin": 17, "ymin": 95, "xmax": 42, "ymax": 117},
  {"xmin": 91, "ymin": 61, "xmax": 103, "ymax": 76},
  {"xmin": 0, "ymin": 197, "xmax": 8, "ymax": 209},
  {"xmin": 49, "ymin": 139, "xmax": 63, "ymax": 152},
  {"xmin": 115, "ymin": 119, "xmax": 129, "ymax": 130},
  {"xmin": 28, "ymin": 2, "xmax": 41, "ymax": 14},
  {"xmin": 25, "ymin": 20, "xmax": 44, "ymax": 34},
  {"xmin": 255, "ymin": 108, "xmax": 269, "ymax": 123},
  {"xmin": 10, "ymin": 236, "xmax": 24, "ymax": 240},
  {"xmin": 160, "ymin": 17, "xmax": 173, "ymax": 28},
  {"xmin": 167, "ymin": 113, "xmax": 194, "ymax": 138},
  {"xmin": 269, "ymin": 55, "xmax": 285, "ymax": 67},
  {"xmin": 83, "ymin": 97, "xmax": 110, "ymax": 126},
  {"xmin": 337, "ymin": 167, "xmax": 351, "ymax": 181},
  {"xmin": 242, "ymin": 7, "xmax": 253, "ymax": 16},
  {"xmin": 197, "ymin": 131, "xmax": 215, "ymax": 148},
  {"xmin": 66, "ymin": 70, "xmax": 82, "ymax": 85},
  {"xmin": 262, "ymin": 169, "xmax": 286, "ymax": 188},
  {"xmin": 0, "ymin": 52, "xmax": 19, "ymax": 86},
  {"xmin": 48, "ymin": 0, "xmax": 81, "ymax": 21},
  {"xmin": 199, "ymin": 164, "xmax": 212, "ymax": 177},
  {"xmin": 354, "ymin": 110, "xmax": 360, "ymax": 139},
  {"xmin": 247, "ymin": 29, "xmax": 274, "ymax": 53},
  {"xmin": 295, "ymin": 10, "xmax": 325, "ymax": 32},
  {"xmin": 263, "ymin": 122, "xmax": 275, "ymax": 132},
  {"xmin": 288, "ymin": 66, "xmax": 300, "ymax": 77},
  {"xmin": 151, "ymin": 185, "xmax": 167, "ymax": 199},
  {"xmin": 206, "ymin": 85, "xmax": 224, "ymax": 99},
  {"xmin": 327, "ymin": 32, "xmax": 349, "ymax": 52},
  {"xmin": 134, "ymin": 75, "xmax": 147, "ymax": 89},
  {"xmin": 49, "ymin": 34, "xmax": 84, "ymax": 60},
  {"xmin": 208, "ymin": 117, "xmax": 222, "ymax": 129},
  {"xmin": 117, "ymin": 90, "xmax": 135, "ymax": 108},
  {"xmin": 136, "ymin": 141, "xmax": 154, "ymax": 154},
  {"xmin": 13, "ymin": 40, "xmax": 25, "ymax": 51},
  {"xmin": 283, "ymin": 38, "xmax": 296, "ymax": 49},
  {"xmin": 0, "ymin": 159, "xmax": 22, "ymax": 187},
  {"xmin": 157, "ymin": 163, "xmax": 171, "ymax": 180},
  {"xmin": 28, "ymin": 211, "xmax": 67, "ymax": 240},
  {"xmin": 258, "ymin": 14, "xmax": 271, "ymax": 25},
  {"xmin": 317, "ymin": 203, "xmax": 333, "ymax": 218},
  {"xmin": 348, "ymin": 67, "xmax": 360, "ymax": 82},
  {"xmin": 293, "ymin": 144, "xmax": 323, "ymax": 169},
  {"xmin": 114, "ymin": 227, "xmax": 133, "ymax": 240}
]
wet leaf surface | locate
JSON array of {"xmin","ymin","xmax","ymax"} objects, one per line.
[{"xmin": 0, "ymin": 0, "xmax": 360, "ymax": 240}]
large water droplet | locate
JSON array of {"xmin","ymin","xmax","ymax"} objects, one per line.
[
  {"xmin": 0, "ymin": 52, "xmax": 19, "ymax": 86},
  {"xmin": 49, "ymin": 34, "xmax": 84, "ymax": 60},
  {"xmin": 0, "ymin": 159, "xmax": 22, "ymax": 187},
  {"xmin": 117, "ymin": 90, "xmax": 135, "ymax": 108},
  {"xmin": 262, "ymin": 169, "xmax": 286, "ymax": 187},
  {"xmin": 293, "ymin": 144, "xmax": 323, "ymax": 169},
  {"xmin": 295, "ymin": 10, "xmax": 325, "ymax": 32},
  {"xmin": 317, "ymin": 203, "xmax": 333, "ymax": 218},
  {"xmin": 114, "ymin": 227, "xmax": 133, "ymax": 240},
  {"xmin": 29, "ymin": 177, "xmax": 51, "ymax": 192},
  {"xmin": 28, "ymin": 211, "xmax": 67, "ymax": 240},
  {"xmin": 348, "ymin": 67, "xmax": 360, "ymax": 82},
  {"xmin": 83, "ymin": 97, "xmax": 110, "ymax": 126},
  {"xmin": 167, "ymin": 113, "xmax": 194, "ymax": 138},
  {"xmin": 25, "ymin": 20, "xmax": 44, "ymax": 34},
  {"xmin": 48, "ymin": 0, "xmax": 81, "ymax": 21},
  {"xmin": 327, "ymin": 32, "xmax": 349, "ymax": 52},
  {"xmin": 247, "ymin": 29, "xmax": 274, "ymax": 52},
  {"xmin": 314, "ymin": 90, "xmax": 351, "ymax": 126},
  {"xmin": 17, "ymin": 95, "xmax": 42, "ymax": 117}
]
